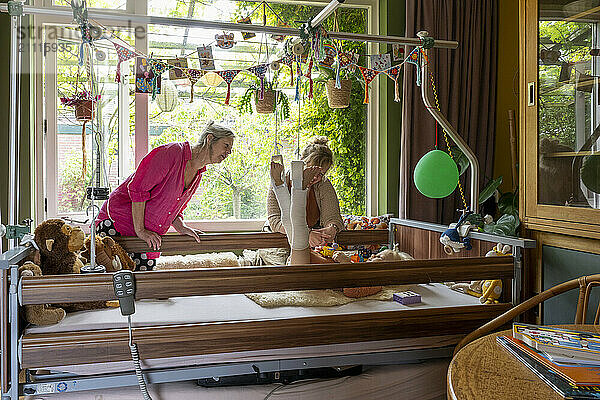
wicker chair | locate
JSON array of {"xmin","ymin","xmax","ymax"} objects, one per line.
[{"xmin": 454, "ymin": 273, "xmax": 600, "ymax": 355}]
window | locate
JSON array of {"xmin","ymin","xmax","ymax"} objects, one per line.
[{"xmin": 37, "ymin": 0, "xmax": 376, "ymax": 229}]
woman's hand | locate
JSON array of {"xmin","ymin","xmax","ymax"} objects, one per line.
[
  {"xmin": 309, "ymin": 230, "xmax": 328, "ymax": 247},
  {"xmin": 312, "ymin": 225, "xmax": 337, "ymax": 243},
  {"xmin": 176, "ymin": 225, "xmax": 204, "ymax": 243},
  {"xmin": 270, "ymin": 161, "xmax": 284, "ymax": 186},
  {"xmin": 136, "ymin": 228, "xmax": 162, "ymax": 251}
]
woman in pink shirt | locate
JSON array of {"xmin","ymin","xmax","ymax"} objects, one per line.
[{"xmin": 96, "ymin": 121, "xmax": 235, "ymax": 270}]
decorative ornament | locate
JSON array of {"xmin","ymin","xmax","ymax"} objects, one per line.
[
  {"xmin": 202, "ymin": 72, "xmax": 223, "ymax": 87},
  {"xmin": 385, "ymin": 65, "xmax": 402, "ymax": 102},
  {"xmin": 135, "ymin": 57, "xmax": 160, "ymax": 94},
  {"xmin": 413, "ymin": 149, "xmax": 459, "ymax": 198},
  {"xmin": 371, "ymin": 53, "xmax": 391, "ymax": 71},
  {"xmin": 197, "ymin": 45, "xmax": 215, "ymax": 70},
  {"xmin": 270, "ymin": 60, "xmax": 281, "ymax": 71},
  {"xmin": 304, "ymin": 58, "xmax": 314, "ymax": 99},
  {"xmin": 237, "ymin": 16, "xmax": 256, "ymax": 40},
  {"xmin": 183, "ymin": 68, "xmax": 205, "ymax": 102},
  {"xmin": 357, "ymin": 66, "xmax": 381, "ymax": 104},
  {"xmin": 148, "ymin": 59, "xmax": 172, "ymax": 100},
  {"xmin": 247, "ymin": 64, "xmax": 270, "ymax": 100},
  {"xmin": 95, "ymin": 49, "xmax": 106, "ymax": 61},
  {"xmin": 113, "ymin": 42, "xmax": 138, "ymax": 83},
  {"xmin": 215, "ymin": 32, "xmax": 235, "ymax": 49},
  {"xmin": 405, "ymin": 48, "xmax": 422, "ymax": 86},
  {"xmin": 336, "ymin": 50, "xmax": 358, "ymax": 88},
  {"xmin": 167, "ymin": 58, "xmax": 188, "ymax": 80},
  {"xmin": 292, "ymin": 42, "xmax": 305, "ymax": 56},
  {"xmin": 155, "ymin": 79, "xmax": 179, "ymax": 112},
  {"xmin": 319, "ymin": 41, "xmax": 336, "ymax": 69},
  {"xmin": 215, "ymin": 69, "xmax": 242, "ymax": 105}
]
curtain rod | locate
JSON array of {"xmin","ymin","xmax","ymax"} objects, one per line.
[{"xmin": 0, "ymin": 3, "xmax": 459, "ymax": 49}]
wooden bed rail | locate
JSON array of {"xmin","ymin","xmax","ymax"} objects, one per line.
[
  {"xmin": 114, "ymin": 230, "xmax": 389, "ymax": 253},
  {"xmin": 20, "ymin": 256, "xmax": 514, "ymax": 305}
]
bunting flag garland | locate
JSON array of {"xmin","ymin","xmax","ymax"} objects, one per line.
[
  {"xmin": 149, "ymin": 59, "xmax": 172, "ymax": 100},
  {"xmin": 385, "ymin": 65, "xmax": 402, "ymax": 102},
  {"xmin": 215, "ymin": 69, "xmax": 242, "ymax": 105},
  {"xmin": 358, "ymin": 66, "xmax": 381, "ymax": 104},
  {"xmin": 405, "ymin": 48, "xmax": 422, "ymax": 86},
  {"xmin": 113, "ymin": 42, "xmax": 138, "ymax": 83},
  {"xmin": 280, "ymin": 55, "xmax": 295, "ymax": 86},
  {"xmin": 247, "ymin": 63, "xmax": 270, "ymax": 100},
  {"xmin": 336, "ymin": 51, "xmax": 358, "ymax": 88},
  {"xmin": 304, "ymin": 58, "xmax": 314, "ymax": 99},
  {"xmin": 184, "ymin": 68, "xmax": 206, "ymax": 102}
]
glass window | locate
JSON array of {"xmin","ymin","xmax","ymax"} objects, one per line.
[
  {"xmin": 538, "ymin": 1, "xmax": 600, "ymax": 209},
  {"xmin": 53, "ymin": 0, "xmax": 127, "ymax": 10}
]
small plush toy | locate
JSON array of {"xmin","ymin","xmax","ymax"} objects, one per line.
[
  {"xmin": 479, "ymin": 279, "xmax": 502, "ymax": 304},
  {"xmin": 81, "ymin": 235, "xmax": 135, "ymax": 272},
  {"xmin": 317, "ymin": 243, "xmax": 340, "ymax": 258},
  {"xmin": 20, "ymin": 219, "xmax": 117, "ymax": 326},
  {"xmin": 440, "ymin": 212, "xmax": 475, "ymax": 255}
]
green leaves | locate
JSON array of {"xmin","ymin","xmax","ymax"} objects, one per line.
[{"xmin": 479, "ymin": 176, "xmax": 503, "ymax": 204}]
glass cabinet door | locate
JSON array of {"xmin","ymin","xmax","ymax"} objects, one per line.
[
  {"xmin": 523, "ymin": 0, "xmax": 600, "ymax": 237},
  {"xmin": 538, "ymin": 0, "xmax": 600, "ymax": 209}
]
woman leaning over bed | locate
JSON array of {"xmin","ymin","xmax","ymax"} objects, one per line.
[
  {"xmin": 266, "ymin": 136, "xmax": 344, "ymax": 263},
  {"xmin": 96, "ymin": 121, "xmax": 235, "ymax": 270}
]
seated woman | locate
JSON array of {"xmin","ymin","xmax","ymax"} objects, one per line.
[{"xmin": 266, "ymin": 137, "xmax": 344, "ymax": 264}]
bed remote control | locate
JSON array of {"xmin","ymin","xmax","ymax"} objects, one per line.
[{"xmin": 113, "ymin": 270, "xmax": 136, "ymax": 316}]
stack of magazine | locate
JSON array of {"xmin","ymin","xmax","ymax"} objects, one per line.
[{"xmin": 497, "ymin": 323, "xmax": 600, "ymax": 399}]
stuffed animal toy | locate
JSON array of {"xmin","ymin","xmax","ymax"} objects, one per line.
[
  {"xmin": 19, "ymin": 219, "xmax": 116, "ymax": 326},
  {"xmin": 479, "ymin": 279, "xmax": 503, "ymax": 304},
  {"xmin": 81, "ymin": 235, "xmax": 135, "ymax": 272},
  {"xmin": 440, "ymin": 212, "xmax": 475, "ymax": 255}
]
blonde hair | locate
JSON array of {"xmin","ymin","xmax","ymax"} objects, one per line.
[
  {"xmin": 301, "ymin": 136, "xmax": 334, "ymax": 168},
  {"xmin": 198, "ymin": 120, "xmax": 235, "ymax": 146}
]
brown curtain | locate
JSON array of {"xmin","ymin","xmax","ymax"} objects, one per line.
[{"xmin": 399, "ymin": 0, "xmax": 498, "ymax": 225}]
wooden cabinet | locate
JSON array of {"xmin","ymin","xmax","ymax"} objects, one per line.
[{"xmin": 521, "ymin": 0, "xmax": 600, "ymax": 239}]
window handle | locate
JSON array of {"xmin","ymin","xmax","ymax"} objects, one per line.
[{"xmin": 528, "ymin": 82, "xmax": 535, "ymax": 106}]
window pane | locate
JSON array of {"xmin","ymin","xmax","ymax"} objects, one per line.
[
  {"xmin": 53, "ymin": 0, "xmax": 127, "ymax": 9},
  {"xmin": 146, "ymin": 1, "xmax": 368, "ymax": 220}
]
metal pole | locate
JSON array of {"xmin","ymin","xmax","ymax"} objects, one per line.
[
  {"xmin": 8, "ymin": 266, "xmax": 18, "ymax": 400},
  {"xmin": 310, "ymin": 0, "xmax": 345, "ymax": 28},
  {"xmin": 420, "ymin": 48, "xmax": 480, "ymax": 212},
  {"xmin": 8, "ymin": 2, "xmax": 23, "ymax": 250},
  {"xmin": 0, "ymin": 3, "xmax": 459, "ymax": 49}
]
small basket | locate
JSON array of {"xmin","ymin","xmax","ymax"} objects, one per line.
[
  {"xmin": 74, "ymin": 99, "xmax": 93, "ymax": 121},
  {"xmin": 255, "ymin": 89, "xmax": 275, "ymax": 114},
  {"xmin": 326, "ymin": 79, "xmax": 352, "ymax": 109}
]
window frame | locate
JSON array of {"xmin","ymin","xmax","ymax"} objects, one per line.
[{"xmin": 33, "ymin": 0, "xmax": 379, "ymax": 230}]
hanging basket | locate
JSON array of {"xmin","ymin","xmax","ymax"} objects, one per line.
[
  {"xmin": 255, "ymin": 89, "xmax": 276, "ymax": 114},
  {"xmin": 74, "ymin": 99, "xmax": 93, "ymax": 121},
  {"xmin": 326, "ymin": 79, "xmax": 352, "ymax": 109}
]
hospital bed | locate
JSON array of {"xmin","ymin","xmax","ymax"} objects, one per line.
[{"xmin": 0, "ymin": 218, "xmax": 535, "ymax": 399}]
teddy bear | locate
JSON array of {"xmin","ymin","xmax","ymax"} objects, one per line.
[
  {"xmin": 80, "ymin": 235, "xmax": 135, "ymax": 272},
  {"xmin": 19, "ymin": 219, "xmax": 116, "ymax": 326}
]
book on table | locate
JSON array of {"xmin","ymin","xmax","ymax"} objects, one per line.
[
  {"xmin": 497, "ymin": 336, "xmax": 600, "ymax": 399},
  {"xmin": 513, "ymin": 323, "xmax": 600, "ymax": 361}
]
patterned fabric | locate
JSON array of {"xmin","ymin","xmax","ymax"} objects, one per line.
[
  {"xmin": 96, "ymin": 219, "xmax": 158, "ymax": 271},
  {"xmin": 113, "ymin": 42, "xmax": 137, "ymax": 83},
  {"xmin": 336, "ymin": 50, "xmax": 358, "ymax": 89},
  {"xmin": 184, "ymin": 68, "xmax": 206, "ymax": 102},
  {"xmin": 385, "ymin": 65, "xmax": 403, "ymax": 102},
  {"xmin": 405, "ymin": 48, "xmax": 422, "ymax": 86},
  {"xmin": 280, "ymin": 55, "xmax": 295, "ymax": 85},
  {"xmin": 215, "ymin": 69, "xmax": 242, "ymax": 105},
  {"xmin": 358, "ymin": 66, "xmax": 381, "ymax": 104},
  {"xmin": 247, "ymin": 63, "xmax": 270, "ymax": 100}
]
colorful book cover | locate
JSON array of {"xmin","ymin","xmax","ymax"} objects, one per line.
[
  {"xmin": 514, "ymin": 323, "xmax": 600, "ymax": 361},
  {"xmin": 504, "ymin": 334, "xmax": 600, "ymax": 386},
  {"xmin": 497, "ymin": 336, "xmax": 600, "ymax": 399}
]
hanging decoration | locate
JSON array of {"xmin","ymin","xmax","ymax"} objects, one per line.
[
  {"xmin": 215, "ymin": 70, "xmax": 242, "ymax": 105},
  {"xmin": 319, "ymin": 41, "xmax": 336, "ymax": 69},
  {"xmin": 405, "ymin": 48, "xmax": 422, "ymax": 86},
  {"xmin": 295, "ymin": 56, "xmax": 302, "ymax": 101},
  {"xmin": 385, "ymin": 65, "xmax": 403, "ymax": 102},
  {"xmin": 215, "ymin": 32, "xmax": 235, "ymax": 49},
  {"xmin": 113, "ymin": 42, "xmax": 138, "ymax": 83},
  {"xmin": 237, "ymin": 16, "xmax": 256, "ymax": 40},
  {"xmin": 149, "ymin": 59, "xmax": 172, "ymax": 100},
  {"xmin": 155, "ymin": 80, "xmax": 179, "ymax": 112},
  {"xmin": 167, "ymin": 58, "xmax": 188, "ymax": 80},
  {"xmin": 135, "ymin": 57, "xmax": 160, "ymax": 94},
  {"xmin": 336, "ymin": 50, "xmax": 358, "ymax": 88},
  {"xmin": 357, "ymin": 66, "xmax": 381, "ymax": 104},
  {"xmin": 197, "ymin": 45, "xmax": 216, "ymax": 70},
  {"xmin": 183, "ymin": 68, "xmax": 205, "ymax": 102},
  {"xmin": 413, "ymin": 149, "xmax": 459, "ymax": 198},
  {"xmin": 371, "ymin": 53, "xmax": 391, "ymax": 71},
  {"xmin": 247, "ymin": 63, "xmax": 270, "ymax": 100},
  {"xmin": 304, "ymin": 58, "xmax": 314, "ymax": 99},
  {"xmin": 202, "ymin": 72, "xmax": 224, "ymax": 87},
  {"xmin": 392, "ymin": 44, "xmax": 405, "ymax": 61}
]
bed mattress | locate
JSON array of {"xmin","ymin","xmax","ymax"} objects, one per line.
[{"xmin": 24, "ymin": 284, "xmax": 476, "ymax": 375}]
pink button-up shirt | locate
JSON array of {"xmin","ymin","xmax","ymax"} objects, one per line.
[{"xmin": 98, "ymin": 141, "xmax": 205, "ymax": 237}]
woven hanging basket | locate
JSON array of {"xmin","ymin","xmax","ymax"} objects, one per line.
[
  {"xmin": 255, "ymin": 89, "xmax": 276, "ymax": 114},
  {"xmin": 326, "ymin": 79, "xmax": 352, "ymax": 109},
  {"xmin": 74, "ymin": 99, "xmax": 93, "ymax": 121}
]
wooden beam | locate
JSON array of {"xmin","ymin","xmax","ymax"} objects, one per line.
[
  {"xmin": 20, "ymin": 257, "xmax": 514, "ymax": 305},
  {"xmin": 113, "ymin": 230, "xmax": 390, "ymax": 254},
  {"xmin": 20, "ymin": 303, "xmax": 511, "ymax": 369}
]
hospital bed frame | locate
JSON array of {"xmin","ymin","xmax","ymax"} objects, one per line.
[{"xmin": 0, "ymin": 219, "xmax": 535, "ymax": 399}]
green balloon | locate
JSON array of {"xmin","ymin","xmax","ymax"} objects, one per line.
[{"xmin": 413, "ymin": 149, "xmax": 459, "ymax": 198}]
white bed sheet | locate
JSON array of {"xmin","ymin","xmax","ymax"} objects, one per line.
[
  {"xmin": 26, "ymin": 283, "xmax": 480, "ymax": 334},
  {"xmin": 25, "ymin": 360, "xmax": 450, "ymax": 400}
]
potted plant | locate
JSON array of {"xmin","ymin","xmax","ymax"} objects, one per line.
[
  {"xmin": 316, "ymin": 64, "xmax": 358, "ymax": 109},
  {"xmin": 60, "ymin": 90, "xmax": 101, "ymax": 121},
  {"xmin": 238, "ymin": 71, "xmax": 290, "ymax": 118}
]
